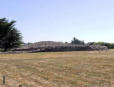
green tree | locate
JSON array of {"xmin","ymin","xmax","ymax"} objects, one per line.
[
  {"xmin": 71, "ymin": 37, "xmax": 84, "ymax": 45},
  {"xmin": 87, "ymin": 41, "xmax": 114, "ymax": 49},
  {"xmin": 0, "ymin": 18, "xmax": 22, "ymax": 51}
]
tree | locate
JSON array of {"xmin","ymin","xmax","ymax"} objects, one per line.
[
  {"xmin": 87, "ymin": 41, "xmax": 114, "ymax": 49},
  {"xmin": 71, "ymin": 37, "xmax": 84, "ymax": 45},
  {"xmin": 87, "ymin": 42, "xmax": 95, "ymax": 45},
  {"xmin": 0, "ymin": 18, "xmax": 22, "ymax": 51}
]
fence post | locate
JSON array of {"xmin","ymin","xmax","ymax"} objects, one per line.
[
  {"xmin": 3, "ymin": 76, "xmax": 5, "ymax": 84},
  {"xmin": 19, "ymin": 85, "xmax": 22, "ymax": 87}
]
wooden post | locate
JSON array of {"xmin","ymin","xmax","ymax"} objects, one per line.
[
  {"xmin": 19, "ymin": 85, "xmax": 22, "ymax": 87},
  {"xmin": 3, "ymin": 76, "xmax": 5, "ymax": 84}
]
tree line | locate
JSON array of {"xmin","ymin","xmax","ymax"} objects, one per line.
[
  {"xmin": 87, "ymin": 42, "xmax": 114, "ymax": 49},
  {"xmin": 71, "ymin": 37, "xmax": 114, "ymax": 49}
]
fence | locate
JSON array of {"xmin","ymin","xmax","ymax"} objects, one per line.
[{"xmin": 2, "ymin": 76, "xmax": 22, "ymax": 87}]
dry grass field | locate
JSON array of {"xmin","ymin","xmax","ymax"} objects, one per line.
[{"xmin": 0, "ymin": 50, "xmax": 114, "ymax": 87}]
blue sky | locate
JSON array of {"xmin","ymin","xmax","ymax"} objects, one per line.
[{"xmin": 0, "ymin": 0, "xmax": 114, "ymax": 43}]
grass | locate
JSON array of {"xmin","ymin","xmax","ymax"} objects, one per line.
[{"xmin": 0, "ymin": 50, "xmax": 114, "ymax": 87}]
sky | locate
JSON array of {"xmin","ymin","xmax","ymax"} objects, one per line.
[{"xmin": 0, "ymin": 0, "xmax": 114, "ymax": 43}]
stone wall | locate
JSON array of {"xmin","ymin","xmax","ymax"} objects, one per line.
[{"xmin": 14, "ymin": 45, "xmax": 108, "ymax": 53}]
